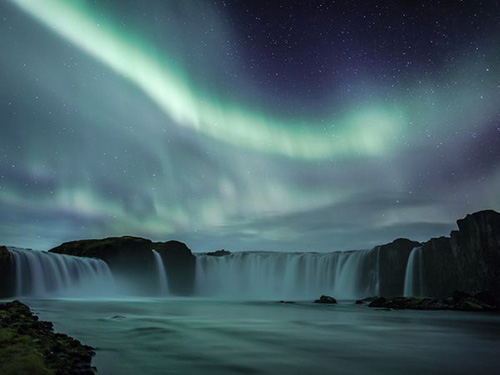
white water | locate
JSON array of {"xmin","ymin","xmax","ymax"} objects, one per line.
[
  {"xmin": 9, "ymin": 248, "xmax": 115, "ymax": 298},
  {"xmin": 195, "ymin": 250, "xmax": 380, "ymax": 300},
  {"xmin": 152, "ymin": 250, "xmax": 169, "ymax": 295},
  {"xmin": 403, "ymin": 247, "xmax": 425, "ymax": 297}
]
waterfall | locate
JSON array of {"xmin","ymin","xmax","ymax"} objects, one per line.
[
  {"xmin": 195, "ymin": 250, "xmax": 379, "ymax": 300},
  {"xmin": 403, "ymin": 247, "xmax": 425, "ymax": 297},
  {"xmin": 152, "ymin": 250, "xmax": 169, "ymax": 295},
  {"xmin": 9, "ymin": 248, "xmax": 115, "ymax": 298}
]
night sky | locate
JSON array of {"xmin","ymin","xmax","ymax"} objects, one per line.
[{"xmin": 1, "ymin": 0, "xmax": 499, "ymax": 251}]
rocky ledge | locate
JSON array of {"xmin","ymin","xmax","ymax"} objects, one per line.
[
  {"xmin": 205, "ymin": 249, "xmax": 231, "ymax": 257},
  {"xmin": 363, "ymin": 291, "xmax": 499, "ymax": 312},
  {"xmin": 0, "ymin": 301, "xmax": 95, "ymax": 375}
]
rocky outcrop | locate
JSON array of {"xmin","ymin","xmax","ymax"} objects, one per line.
[
  {"xmin": 369, "ymin": 210, "xmax": 500, "ymax": 298},
  {"xmin": 373, "ymin": 238, "xmax": 421, "ymax": 297},
  {"xmin": 415, "ymin": 210, "xmax": 500, "ymax": 297},
  {"xmin": 206, "ymin": 249, "xmax": 231, "ymax": 257},
  {"xmin": 420, "ymin": 236, "xmax": 454, "ymax": 297},
  {"xmin": 451, "ymin": 210, "xmax": 500, "ymax": 294},
  {"xmin": 0, "ymin": 300, "xmax": 95, "ymax": 374},
  {"xmin": 49, "ymin": 237, "xmax": 196, "ymax": 295},
  {"xmin": 314, "ymin": 295, "xmax": 337, "ymax": 304},
  {"xmin": 367, "ymin": 291, "xmax": 498, "ymax": 311},
  {"xmin": 0, "ymin": 246, "xmax": 13, "ymax": 298}
]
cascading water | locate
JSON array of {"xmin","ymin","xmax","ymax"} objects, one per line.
[
  {"xmin": 9, "ymin": 248, "xmax": 115, "ymax": 298},
  {"xmin": 195, "ymin": 250, "xmax": 380, "ymax": 300},
  {"xmin": 152, "ymin": 250, "xmax": 169, "ymax": 295},
  {"xmin": 403, "ymin": 247, "xmax": 425, "ymax": 297}
]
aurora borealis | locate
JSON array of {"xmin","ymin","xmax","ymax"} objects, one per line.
[{"xmin": 1, "ymin": 1, "xmax": 499, "ymax": 251}]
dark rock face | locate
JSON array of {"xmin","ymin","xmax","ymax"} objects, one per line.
[
  {"xmin": 206, "ymin": 249, "xmax": 231, "ymax": 257},
  {"xmin": 314, "ymin": 295, "xmax": 337, "ymax": 304},
  {"xmin": 415, "ymin": 210, "xmax": 500, "ymax": 297},
  {"xmin": 0, "ymin": 246, "xmax": 13, "ymax": 298},
  {"xmin": 1, "ymin": 209, "xmax": 498, "ymax": 299},
  {"xmin": 367, "ymin": 291, "xmax": 498, "ymax": 311},
  {"xmin": 50, "ymin": 237, "xmax": 196, "ymax": 295},
  {"xmin": 451, "ymin": 210, "xmax": 500, "ymax": 295},
  {"xmin": 0, "ymin": 300, "xmax": 95, "ymax": 374},
  {"xmin": 373, "ymin": 238, "xmax": 421, "ymax": 297},
  {"xmin": 371, "ymin": 210, "xmax": 500, "ymax": 298},
  {"xmin": 420, "ymin": 237, "xmax": 454, "ymax": 297},
  {"xmin": 355, "ymin": 296, "xmax": 378, "ymax": 305}
]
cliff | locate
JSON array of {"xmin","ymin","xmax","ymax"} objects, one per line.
[
  {"xmin": 1, "ymin": 209, "xmax": 499, "ymax": 299},
  {"xmin": 451, "ymin": 210, "xmax": 500, "ymax": 294},
  {"xmin": 0, "ymin": 246, "xmax": 13, "ymax": 298},
  {"xmin": 49, "ymin": 236, "xmax": 196, "ymax": 295},
  {"xmin": 372, "ymin": 238, "xmax": 421, "ymax": 296},
  {"xmin": 411, "ymin": 210, "xmax": 500, "ymax": 297}
]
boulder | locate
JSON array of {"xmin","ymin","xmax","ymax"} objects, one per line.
[
  {"xmin": 314, "ymin": 295, "xmax": 337, "ymax": 304},
  {"xmin": 355, "ymin": 296, "xmax": 378, "ymax": 305}
]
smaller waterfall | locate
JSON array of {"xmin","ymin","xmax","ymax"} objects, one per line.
[
  {"xmin": 9, "ymin": 248, "xmax": 115, "ymax": 298},
  {"xmin": 403, "ymin": 247, "xmax": 425, "ymax": 297},
  {"xmin": 152, "ymin": 250, "xmax": 169, "ymax": 295}
]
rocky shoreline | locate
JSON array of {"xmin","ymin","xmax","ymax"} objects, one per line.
[
  {"xmin": 354, "ymin": 291, "xmax": 499, "ymax": 312},
  {"xmin": 0, "ymin": 301, "xmax": 95, "ymax": 375}
]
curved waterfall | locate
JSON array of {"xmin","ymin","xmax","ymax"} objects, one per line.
[
  {"xmin": 403, "ymin": 247, "xmax": 425, "ymax": 297},
  {"xmin": 195, "ymin": 250, "xmax": 380, "ymax": 300},
  {"xmin": 152, "ymin": 250, "xmax": 169, "ymax": 295},
  {"xmin": 9, "ymin": 248, "xmax": 114, "ymax": 298}
]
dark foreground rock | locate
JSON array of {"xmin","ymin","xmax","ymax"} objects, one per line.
[
  {"xmin": 50, "ymin": 236, "xmax": 196, "ymax": 295},
  {"xmin": 314, "ymin": 295, "xmax": 337, "ymax": 304},
  {"xmin": 355, "ymin": 296, "xmax": 378, "ymax": 305},
  {"xmin": 367, "ymin": 291, "xmax": 498, "ymax": 311},
  {"xmin": 0, "ymin": 301, "xmax": 95, "ymax": 375}
]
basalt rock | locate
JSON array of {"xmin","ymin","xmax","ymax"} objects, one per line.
[
  {"xmin": 373, "ymin": 238, "xmax": 422, "ymax": 297},
  {"xmin": 50, "ymin": 237, "xmax": 196, "ymax": 295},
  {"xmin": 0, "ymin": 300, "xmax": 95, "ymax": 374},
  {"xmin": 355, "ymin": 296, "xmax": 378, "ymax": 305},
  {"xmin": 206, "ymin": 249, "xmax": 231, "ymax": 257},
  {"xmin": 370, "ymin": 210, "xmax": 500, "ymax": 298},
  {"xmin": 314, "ymin": 295, "xmax": 337, "ymax": 304},
  {"xmin": 0, "ymin": 246, "xmax": 13, "ymax": 298},
  {"xmin": 367, "ymin": 291, "xmax": 498, "ymax": 311},
  {"xmin": 415, "ymin": 210, "xmax": 500, "ymax": 297},
  {"xmin": 450, "ymin": 210, "xmax": 500, "ymax": 295}
]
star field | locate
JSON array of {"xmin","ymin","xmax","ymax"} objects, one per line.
[{"xmin": 0, "ymin": 0, "xmax": 499, "ymax": 251}]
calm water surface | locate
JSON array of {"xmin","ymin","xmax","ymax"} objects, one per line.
[{"xmin": 18, "ymin": 299, "xmax": 500, "ymax": 375}]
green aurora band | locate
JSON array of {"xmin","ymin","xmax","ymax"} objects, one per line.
[
  {"xmin": 2, "ymin": 0, "xmax": 499, "ymax": 250},
  {"xmin": 10, "ymin": 0, "xmax": 407, "ymax": 160}
]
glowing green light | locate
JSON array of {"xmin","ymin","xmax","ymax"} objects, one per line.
[{"xmin": 10, "ymin": 0, "xmax": 404, "ymax": 160}]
